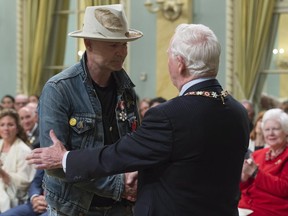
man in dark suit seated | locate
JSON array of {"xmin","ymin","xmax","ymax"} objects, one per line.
[
  {"xmin": 28, "ymin": 24, "xmax": 250, "ymax": 216},
  {"xmin": 18, "ymin": 102, "xmax": 40, "ymax": 149},
  {"xmin": 0, "ymin": 170, "xmax": 47, "ymax": 216}
]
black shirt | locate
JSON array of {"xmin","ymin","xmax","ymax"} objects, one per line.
[
  {"xmin": 93, "ymin": 77, "xmax": 120, "ymax": 145},
  {"xmin": 91, "ymin": 77, "xmax": 121, "ymax": 207}
]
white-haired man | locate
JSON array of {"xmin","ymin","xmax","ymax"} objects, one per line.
[{"xmin": 28, "ymin": 24, "xmax": 250, "ymax": 215}]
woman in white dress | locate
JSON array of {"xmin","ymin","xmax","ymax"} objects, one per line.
[{"xmin": 0, "ymin": 108, "xmax": 35, "ymax": 212}]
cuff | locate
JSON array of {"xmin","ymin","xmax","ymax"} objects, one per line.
[{"xmin": 62, "ymin": 151, "xmax": 69, "ymax": 173}]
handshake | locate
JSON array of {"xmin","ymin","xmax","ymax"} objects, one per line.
[{"xmin": 26, "ymin": 129, "xmax": 138, "ymax": 202}]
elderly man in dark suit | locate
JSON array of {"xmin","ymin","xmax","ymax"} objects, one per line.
[{"xmin": 28, "ymin": 24, "xmax": 250, "ymax": 216}]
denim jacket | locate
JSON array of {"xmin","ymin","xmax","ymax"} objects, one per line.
[{"xmin": 38, "ymin": 53, "xmax": 140, "ymax": 215}]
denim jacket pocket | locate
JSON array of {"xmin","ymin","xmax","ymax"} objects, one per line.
[
  {"xmin": 68, "ymin": 113, "xmax": 97, "ymax": 149},
  {"xmin": 69, "ymin": 114, "xmax": 95, "ymax": 134}
]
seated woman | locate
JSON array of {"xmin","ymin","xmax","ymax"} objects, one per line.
[
  {"xmin": 138, "ymin": 98, "xmax": 151, "ymax": 120},
  {"xmin": 248, "ymin": 110, "xmax": 266, "ymax": 153},
  {"xmin": 239, "ymin": 108, "xmax": 288, "ymax": 216},
  {"xmin": 0, "ymin": 108, "xmax": 35, "ymax": 213},
  {"xmin": 0, "ymin": 170, "xmax": 47, "ymax": 216}
]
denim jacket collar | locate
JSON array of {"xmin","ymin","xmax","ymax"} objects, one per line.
[{"xmin": 80, "ymin": 52, "xmax": 135, "ymax": 92}]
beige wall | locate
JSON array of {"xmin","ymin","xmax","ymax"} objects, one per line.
[{"xmin": 156, "ymin": 0, "xmax": 192, "ymax": 99}]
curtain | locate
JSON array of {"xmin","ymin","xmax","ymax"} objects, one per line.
[
  {"xmin": 17, "ymin": 0, "xmax": 69, "ymax": 96},
  {"xmin": 232, "ymin": 0, "xmax": 276, "ymax": 100},
  {"xmin": 41, "ymin": 1, "xmax": 70, "ymax": 93},
  {"xmin": 251, "ymin": 15, "xmax": 280, "ymax": 111}
]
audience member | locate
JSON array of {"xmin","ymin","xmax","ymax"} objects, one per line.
[
  {"xmin": 0, "ymin": 170, "xmax": 47, "ymax": 216},
  {"xmin": 241, "ymin": 100, "xmax": 255, "ymax": 132},
  {"xmin": 149, "ymin": 96, "xmax": 167, "ymax": 108},
  {"xmin": 0, "ymin": 95, "xmax": 15, "ymax": 109},
  {"xmin": 0, "ymin": 108, "xmax": 35, "ymax": 213},
  {"xmin": 18, "ymin": 104, "xmax": 39, "ymax": 149},
  {"xmin": 25, "ymin": 102, "xmax": 38, "ymax": 114},
  {"xmin": 279, "ymin": 99, "xmax": 288, "ymax": 114},
  {"xmin": 27, "ymin": 4, "xmax": 143, "ymax": 216},
  {"xmin": 138, "ymin": 98, "xmax": 151, "ymax": 119},
  {"xmin": 239, "ymin": 108, "xmax": 288, "ymax": 216},
  {"xmin": 28, "ymin": 95, "xmax": 39, "ymax": 104},
  {"xmin": 26, "ymin": 102, "xmax": 38, "ymax": 123},
  {"xmin": 28, "ymin": 23, "xmax": 250, "ymax": 216},
  {"xmin": 14, "ymin": 94, "xmax": 29, "ymax": 111},
  {"xmin": 248, "ymin": 111, "xmax": 266, "ymax": 153},
  {"xmin": 260, "ymin": 93, "xmax": 280, "ymax": 110}
]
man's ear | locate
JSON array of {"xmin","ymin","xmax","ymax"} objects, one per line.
[
  {"xmin": 84, "ymin": 39, "xmax": 91, "ymax": 50},
  {"xmin": 177, "ymin": 56, "xmax": 186, "ymax": 75}
]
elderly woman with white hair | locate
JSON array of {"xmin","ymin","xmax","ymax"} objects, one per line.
[{"xmin": 238, "ymin": 108, "xmax": 288, "ymax": 216}]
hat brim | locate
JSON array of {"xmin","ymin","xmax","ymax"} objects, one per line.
[{"xmin": 68, "ymin": 29, "xmax": 143, "ymax": 42}]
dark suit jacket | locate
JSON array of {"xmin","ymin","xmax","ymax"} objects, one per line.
[
  {"xmin": 29, "ymin": 124, "xmax": 40, "ymax": 149},
  {"xmin": 28, "ymin": 169, "xmax": 44, "ymax": 199},
  {"xmin": 66, "ymin": 79, "xmax": 250, "ymax": 216}
]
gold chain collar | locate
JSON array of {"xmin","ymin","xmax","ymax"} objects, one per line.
[{"xmin": 184, "ymin": 90, "xmax": 229, "ymax": 104}]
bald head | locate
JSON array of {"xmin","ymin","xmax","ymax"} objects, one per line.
[
  {"xmin": 14, "ymin": 94, "xmax": 29, "ymax": 111},
  {"xmin": 18, "ymin": 104, "xmax": 38, "ymax": 133}
]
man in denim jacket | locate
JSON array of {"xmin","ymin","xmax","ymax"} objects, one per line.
[{"xmin": 38, "ymin": 4, "xmax": 143, "ymax": 216}]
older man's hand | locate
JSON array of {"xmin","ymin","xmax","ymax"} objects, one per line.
[
  {"xmin": 122, "ymin": 171, "xmax": 138, "ymax": 202},
  {"xmin": 26, "ymin": 130, "xmax": 67, "ymax": 169}
]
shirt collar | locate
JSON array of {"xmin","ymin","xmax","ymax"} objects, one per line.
[
  {"xmin": 179, "ymin": 77, "xmax": 215, "ymax": 96},
  {"xmin": 27, "ymin": 123, "xmax": 38, "ymax": 137}
]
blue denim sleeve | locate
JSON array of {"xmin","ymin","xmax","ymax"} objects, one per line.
[
  {"xmin": 39, "ymin": 82, "xmax": 70, "ymax": 178},
  {"xmin": 39, "ymin": 81, "xmax": 124, "ymax": 201}
]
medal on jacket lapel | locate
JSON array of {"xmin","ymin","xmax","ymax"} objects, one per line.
[{"xmin": 118, "ymin": 100, "xmax": 127, "ymax": 121}]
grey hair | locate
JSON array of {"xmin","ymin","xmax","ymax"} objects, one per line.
[
  {"xmin": 170, "ymin": 24, "xmax": 221, "ymax": 77},
  {"xmin": 261, "ymin": 108, "xmax": 288, "ymax": 134}
]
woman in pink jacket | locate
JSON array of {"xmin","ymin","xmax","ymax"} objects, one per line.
[{"xmin": 239, "ymin": 108, "xmax": 288, "ymax": 216}]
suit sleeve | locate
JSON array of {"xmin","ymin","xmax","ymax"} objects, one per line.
[
  {"xmin": 28, "ymin": 170, "xmax": 44, "ymax": 198},
  {"xmin": 66, "ymin": 107, "xmax": 173, "ymax": 182}
]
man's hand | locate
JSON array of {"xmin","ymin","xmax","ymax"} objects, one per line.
[
  {"xmin": 122, "ymin": 171, "xmax": 138, "ymax": 202},
  {"xmin": 31, "ymin": 195, "xmax": 48, "ymax": 213},
  {"xmin": 26, "ymin": 130, "xmax": 67, "ymax": 169}
]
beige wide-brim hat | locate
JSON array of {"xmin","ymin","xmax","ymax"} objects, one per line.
[{"xmin": 69, "ymin": 4, "xmax": 143, "ymax": 42}]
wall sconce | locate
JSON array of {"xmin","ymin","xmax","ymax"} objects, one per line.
[{"xmin": 144, "ymin": 0, "xmax": 184, "ymax": 21}]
